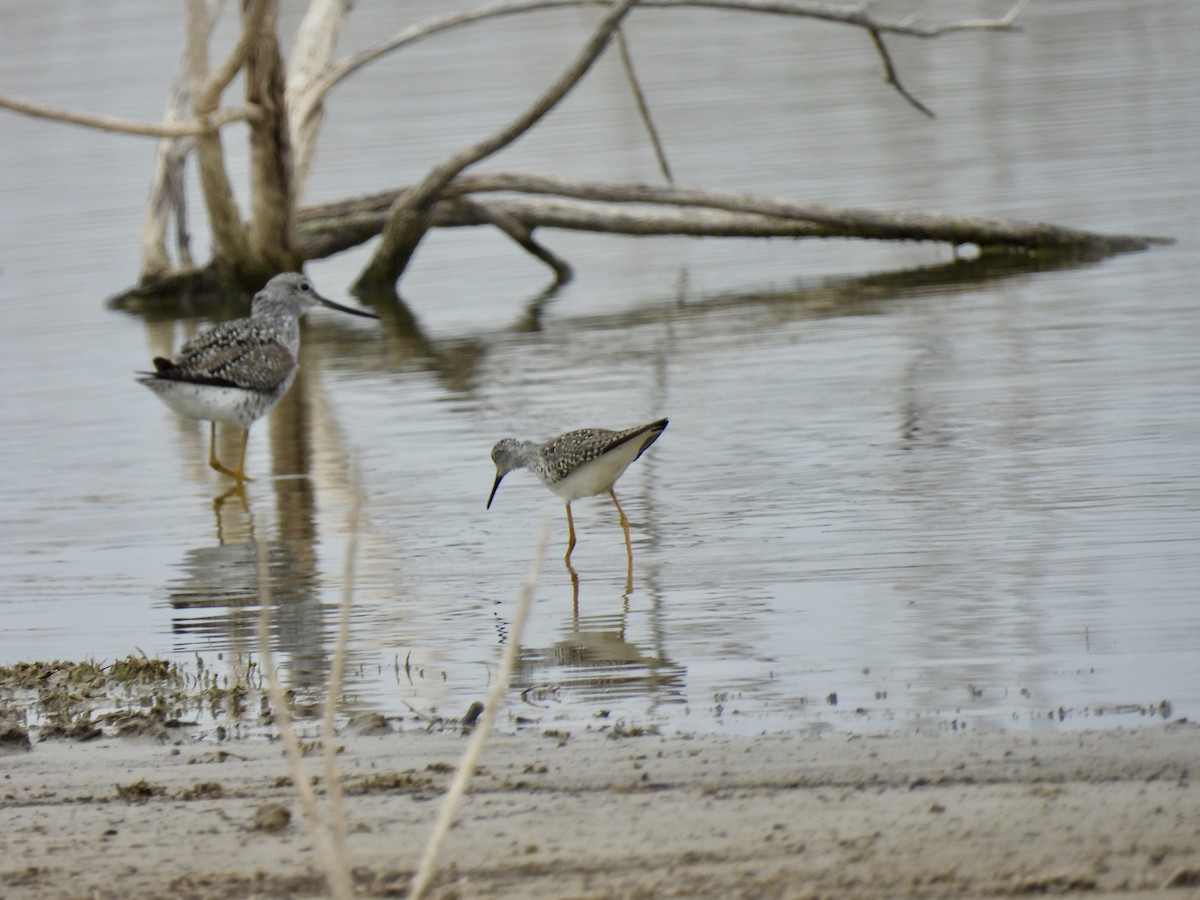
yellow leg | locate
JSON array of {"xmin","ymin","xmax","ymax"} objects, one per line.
[
  {"xmin": 609, "ymin": 488, "xmax": 634, "ymax": 592},
  {"xmin": 207, "ymin": 422, "xmax": 235, "ymax": 477},
  {"xmin": 207, "ymin": 422, "xmax": 253, "ymax": 483},
  {"xmin": 564, "ymin": 502, "xmax": 577, "ymax": 563},
  {"xmin": 232, "ymin": 427, "xmax": 252, "ymax": 483}
]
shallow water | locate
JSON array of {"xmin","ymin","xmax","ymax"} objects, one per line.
[{"xmin": 1, "ymin": 1, "xmax": 1197, "ymax": 735}]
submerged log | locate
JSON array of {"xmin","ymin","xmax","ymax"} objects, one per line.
[{"xmin": 296, "ymin": 173, "xmax": 1172, "ymax": 282}]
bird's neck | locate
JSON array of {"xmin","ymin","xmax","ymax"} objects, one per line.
[
  {"xmin": 259, "ymin": 311, "xmax": 302, "ymax": 354},
  {"xmin": 518, "ymin": 440, "xmax": 541, "ymax": 467}
]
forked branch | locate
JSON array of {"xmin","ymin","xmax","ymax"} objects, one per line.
[
  {"xmin": 870, "ymin": 28, "xmax": 934, "ymax": 118},
  {"xmin": 301, "ymin": 0, "xmax": 1031, "ymax": 125},
  {"xmin": 351, "ymin": 0, "xmax": 640, "ymax": 290}
]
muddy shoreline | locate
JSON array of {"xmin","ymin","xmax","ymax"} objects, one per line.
[{"xmin": 3, "ymin": 721, "xmax": 1197, "ymax": 898}]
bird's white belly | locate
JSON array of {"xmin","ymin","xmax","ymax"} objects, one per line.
[
  {"xmin": 144, "ymin": 381, "xmax": 281, "ymax": 429},
  {"xmin": 548, "ymin": 439, "xmax": 646, "ymax": 502}
]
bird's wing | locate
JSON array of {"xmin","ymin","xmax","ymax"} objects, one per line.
[
  {"xmin": 163, "ymin": 323, "xmax": 297, "ymax": 392},
  {"xmin": 607, "ymin": 419, "xmax": 668, "ymax": 461},
  {"xmin": 539, "ymin": 428, "xmax": 613, "ymax": 480}
]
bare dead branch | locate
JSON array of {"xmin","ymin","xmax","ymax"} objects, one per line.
[
  {"xmin": 95, "ymin": 0, "xmax": 1147, "ymax": 298},
  {"xmin": 616, "ymin": 26, "xmax": 675, "ymax": 182},
  {"xmin": 449, "ymin": 197, "xmax": 575, "ymax": 284},
  {"xmin": 298, "ymin": 172, "xmax": 1172, "ymax": 263},
  {"xmin": 141, "ymin": 59, "xmax": 196, "ymax": 280},
  {"xmin": 187, "ymin": 0, "xmax": 256, "ymax": 275},
  {"xmin": 196, "ymin": 0, "xmax": 273, "ymax": 111},
  {"xmin": 311, "ymin": 0, "xmax": 586, "ymax": 101},
  {"xmin": 0, "ymin": 92, "xmax": 257, "ymax": 137},
  {"xmin": 244, "ymin": 0, "xmax": 299, "ymax": 273},
  {"xmin": 298, "ymin": 212, "xmax": 394, "ymax": 260},
  {"xmin": 185, "ymin": 0, "xmax": 214, "ymax": 97},
  {"xmin": 413, "ymin": 1, "xmax": 641, "ymax": 195},
  {"xmin": 353, "ymin": 0, "xmax": 640, "ymax": 290},
  {"xmin": 330, "ymin": 0, "xmax": 1032, "ymax": 79},
  {"xmin": 287, "ymin": 0, "xmax": 352, "ymax": 197},
  {"xmin": 0, "ymin": 1, "xmax": 1029, "ymax": 149},
  {"xmin": 301, "ymin": 0, "xmax": 1027, "ymax": 139},
  {"xmin": 638, "ymin": 0, "xmax": 1032, "ymax": 36},
  {"xmin": 456, "ymin": 196, "xmax": 832, "ymax": 237},
  {"xmin": 869, "ymin": 28, "xmax": 934, "ymax": 118},
  {"xmin": 170, "ymin": 154, "xmax": 194, "ymax": 268}
]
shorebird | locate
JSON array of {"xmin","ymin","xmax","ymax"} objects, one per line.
[
  {"xmin": 137, "ymin": 272, "xmax": 378, "ymax": 484},
  {"xmin": 487, "ymin": 419, "xmax": 668, "ymax": 567}
]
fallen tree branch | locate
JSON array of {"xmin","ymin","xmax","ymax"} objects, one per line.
[
  {"xmin": 451, "ymin": 195, "xmax": 832, "ymax": 237},
  {"xmin": 448, "ymin": 197, "xmax": 576, "ymax": 284},
  {"xmin": 296, "ymin": 172, "xmax": 1172, "ymax": 268},
  {"xmin": 4, "ymin": 0, "xmax": 1036, "ymax": 292},
  {"xmin": 452, "ymin": 172, "xmax": 1172, "ymax": 252}
]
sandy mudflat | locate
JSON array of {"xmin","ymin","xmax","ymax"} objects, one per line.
[{"xmin": 2, "ymin": 722, "xmax": 1198, "ymax": 899}]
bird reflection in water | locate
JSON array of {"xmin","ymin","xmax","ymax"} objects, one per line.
[
  {"xmin": 505, "ymin": 554, "xmax": 685, "ymax": 717},
  {"xmin": 167, "ymin": 442, "xmax": 333, "ymax": 706}
]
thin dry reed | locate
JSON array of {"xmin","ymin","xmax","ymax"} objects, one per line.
[
  {"xmin": 254, "ymin": 487, "xmax": 363, "ymax": 900},
  {"xmin": 408, "ymin": 521, "xmax": 549, "ymax": 900},
  {"xmin": 254, "ymin": 484, "xmax": 547, "ymax": 900}
]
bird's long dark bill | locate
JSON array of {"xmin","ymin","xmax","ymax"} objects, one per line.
[
  {"xmin": 318, "ymin": 296, "xmax": 380, "ymax": 319},
  {"xmin": 486, "ymin": 473, "xmax": 505, "ymax": 509}
]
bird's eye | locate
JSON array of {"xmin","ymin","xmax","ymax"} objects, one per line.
[{"xmin": 299, "ymin": 280, "xmax": 311, "ymax": 292}]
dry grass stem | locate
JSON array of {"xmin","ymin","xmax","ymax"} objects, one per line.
[
  {"xmin": 407, "ymin": 522, "xmax": 550, "ymax": 900},
  {"xmin": 319, "ymin": 483, "xmax": 364, "ymax": 885},
  {"xmin": 254, "ymin": 505, "xmax": 356, "ymax": 900}
]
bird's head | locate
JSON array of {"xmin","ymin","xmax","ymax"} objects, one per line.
[{"xmin": 487, "ymin": 438, "xmax": 525, "ymax": 509}]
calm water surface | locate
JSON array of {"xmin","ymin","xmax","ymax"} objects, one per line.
[{"xmin": 0, "ymin": 2, "xmax": 1196, "ymax": 735}]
